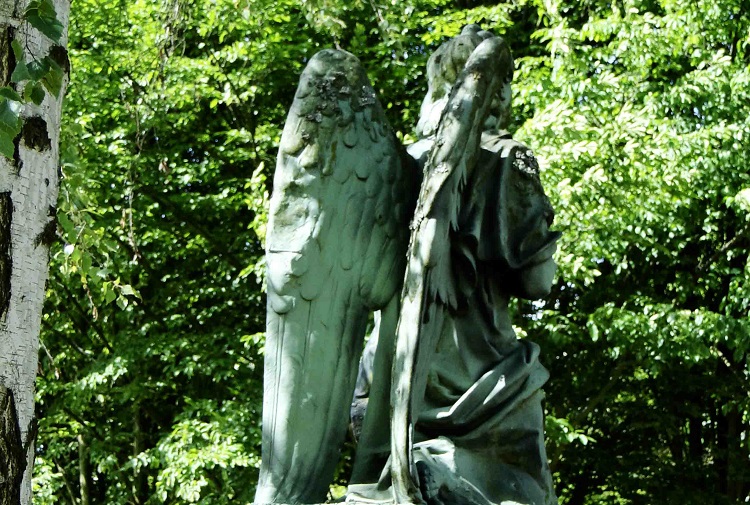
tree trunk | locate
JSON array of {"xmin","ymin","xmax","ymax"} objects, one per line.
[
  {"xmin": 0, "ymin": 0, "xmax": 69, "ymax": 503},
  {"xmin": 133, "ymin": 404, "xmax": 147, "ymax": 505},
  {"xmin": 78, "ymin": 434, "xmax": 90, "ymax": 505},
  {"xmin": 0, "ymin": 387, "xmax": 25, "ymax": 505}
]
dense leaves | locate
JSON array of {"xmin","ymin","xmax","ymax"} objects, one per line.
[
  {"xmin": 34, "ymin": 0, "xmax": 749, "ymax": 503},
  {"xmin": 515, "ymin": 0, "xmax": 750, "ymax": 501}
]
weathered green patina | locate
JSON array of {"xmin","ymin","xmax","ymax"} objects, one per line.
[{"xmin": 255, "ymin": 26, "xmax": 559, "ymax": 505}]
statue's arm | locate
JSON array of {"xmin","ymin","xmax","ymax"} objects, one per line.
[{"xmin": 498, "ymin": 140, "xmax": 561, "ymax": 300}]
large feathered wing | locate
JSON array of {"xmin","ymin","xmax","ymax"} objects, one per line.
[
  {"xmin": 255, "ymin": 50, "xmax": 418, "ymax": 504},
  {"xmin": 390, "ymin": 36, "xmax": 514, "ymax": 504}
]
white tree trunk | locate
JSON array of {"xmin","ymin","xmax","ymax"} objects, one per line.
[{"xmin": 0, "ymin": 0, "xmax": 69, "ymax": 503}]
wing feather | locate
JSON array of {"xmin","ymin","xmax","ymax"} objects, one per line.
[{"xmin": 256, "ymin": 48, "xmax": 419, "ymax": 504}]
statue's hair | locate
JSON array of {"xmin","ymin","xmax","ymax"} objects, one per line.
[
  {"xmin": 417, "ymin": 25, "xmax": 514, "ymax": 138},
  {"xmin": 425, "ymin": 25, "xmax": 500, "ymax": 99}
]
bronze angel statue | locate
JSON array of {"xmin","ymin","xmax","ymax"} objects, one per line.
[{"xmin": 254, "ymin": 25, "xmax": 560, "ymax": 505}]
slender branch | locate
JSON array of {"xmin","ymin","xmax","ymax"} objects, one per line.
[
  {"xmin": 139, "ymin": 187, "xmax": 243, "ymax": 270},
  {"xmin": 206, "ymin": 49, "xmax": 260, "ymax": 161},
  {"xmin": 572, "ymin": 358, "xmax": 633, "ymax": 426},
  {"xmin": 59, "ymin": 281, "xmax": 114, "ymax": 353},
  {"xmin": 697, "ymin": 224, "xmax": 750, "ymax": 272},
  {"xmin": 61, "ymin": 406, "xmax": 103, "ymax": 442},
  {"xmin": 40, "ymin": 318, "xmax": 86, "ymax": 360},
  {"xmin": 713, "ymin": 344, "xmax": 750, "ymax": 397},
  {"xmin": 54, "ymin": 459, "xmax": 80, "ymax": 505}
]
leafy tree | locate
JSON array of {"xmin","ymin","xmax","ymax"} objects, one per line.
[
  {"xmin": 36, "ymin": 1, "xmax": 275, "ymax": 503},
  {"xmin": 514, "ymin": 0, "xmax": 750, "ymax": 501}
]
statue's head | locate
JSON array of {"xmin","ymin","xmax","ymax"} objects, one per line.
[{"xmin": 416, "ymin": 25, "xmax": 514, "ymax": 138}]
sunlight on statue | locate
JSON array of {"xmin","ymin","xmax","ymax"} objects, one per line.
[{"xmin": 255, "ymin": 25, "xmax": 560, "ymax": 505}]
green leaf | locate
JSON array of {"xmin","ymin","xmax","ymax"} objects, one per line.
[
  {"xmin": 0, "ymin": 134, "xmax": 15, "ymax": 159},
  {"xmin": 82, "ymin": 253, "xmax": 93, "ymax": 276},
  {"xmin": 119, "ymin": 284, "xmax": 138, "ymax": 297},
  {"xmin": 0, "ymin": 98, "xmax": 21, "ymax": 159},
  {"xmin": 0, "ymin": 86, "xmax": 22, "ymax": 102},
  {"xmin": 27, "ymin": 59, "xmax": 50, "ymax": 81},
  {"xmin": 25, "ymin": 0, "xmax": 64, "ymax": 42},
  {"xmin": 56, "ymin": 211, "xmax": 75, "ymax": 240},
  {"xmin": 116, "ymin": 296, "xmax": 129, "ymax": 310},
  {"xmin": 10, "ymin": 59, "xmax": 31, "ymax": 82},
  {"xmin": 10, "ymin": 40, "xmax": 23, "ymax": 60},
  {"xmin": 22, "ymin": 81, "xmax": 34, "ymax": 102},
  {"xmin": 733, "ymin": 188, "xmax": 750, "ymax": 213},
  {"xmin": 41, "ymin": 58, "xmax": 63, "ymax": 97},
  {"xmin": 103, "ymin": 283, "xmax": 116, "ymax": 305},
  {"xmin": 27, "ymin": 82, "xmax": 46, "ymax": 105},
  {"xmin": 9, "ymin": 39, "xmax": 32, "ymax": 83}
]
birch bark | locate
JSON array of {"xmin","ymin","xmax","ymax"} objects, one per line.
[{"xmin": 0, "ymin": 0, "xmax": 69, "ymax": 502}]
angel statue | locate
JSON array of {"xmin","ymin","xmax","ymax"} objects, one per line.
[{"xmin": 254, "ymin": 25, "xmax": 560, "ymax": 505}]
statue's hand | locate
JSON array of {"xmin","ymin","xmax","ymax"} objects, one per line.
[{"xmin": 519, "ymin": 242, "xmax": 557, "ymax": 299}]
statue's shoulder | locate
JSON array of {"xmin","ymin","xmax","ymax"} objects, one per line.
[
  {"xmin": 481, "ymin": 130, "xmax": 526, "ymax": 154},
  {"xmin": 481, "ymin": 131, "xmax": 540, "ymax": 178}
]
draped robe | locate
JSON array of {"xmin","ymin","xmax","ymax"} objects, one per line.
[{"xmin": 349, "ymin": 131, "xmax": 560, "ymax": 505}]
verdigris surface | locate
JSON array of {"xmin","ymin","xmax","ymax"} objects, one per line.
[{"xmin": 255, "ymin": 25, "xmax": 560, "ymax": 505}]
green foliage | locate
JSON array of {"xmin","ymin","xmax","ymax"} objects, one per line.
[
  {"xmin": 34, "ymin": 0, "xmax": 750, "ymax": 503},
  {"xmin": 0, "ymin": 2, "xmax": 64, "ymax": 158},
  {"xmin": 150, "ymin": 400, "xmax": 259, "ymax": 504},
  {"xmin": 0, "ymin": 98, "xmax": 22, "ymax": 158},
  {"xmin": 25, "ymin": 0, "xmax": 65, "ymax": 41},
  {"xmin": 512, "ymin": 0, "xmax": 750, "ymax": 500},
  {"xmin": 36, "ymin": 0, "xmax": 273, "ymax": 502}
]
